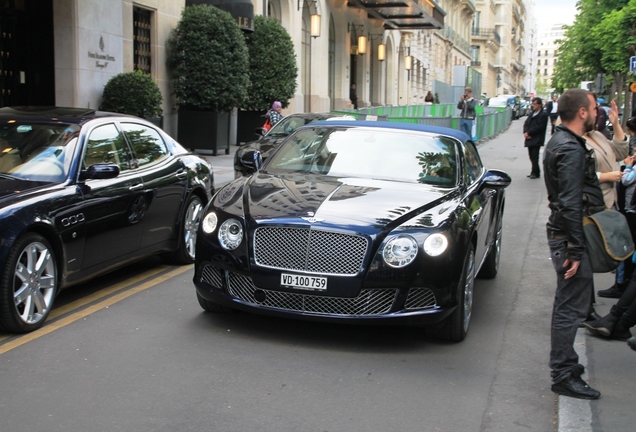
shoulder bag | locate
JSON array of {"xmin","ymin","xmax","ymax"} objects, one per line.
[{"xmin": 583, "ymin": 209, "xmax": 635, "ymax": 273}]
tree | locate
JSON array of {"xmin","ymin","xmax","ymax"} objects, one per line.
[
  {"xmin": 166, "ymin": 5, "xmax": 249, "ymax": 112},
  {"xmin": 242, "ymin": 16, "xmax": 298, "ymax": 111},
  {"xmin": 552, "ymin": 0, "xmax": 630, "ymax": 93},
  {"xmin": 100, "ymin": 70, "xmax": 162, "ymax": 118}
]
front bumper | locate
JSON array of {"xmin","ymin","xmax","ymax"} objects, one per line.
[{"xmin": 193, "ymin": 262, "xmax": 456, "ymax": 326}]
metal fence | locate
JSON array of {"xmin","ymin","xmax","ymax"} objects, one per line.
[{"xmin": 331, "ymin": 104, "xmax": 512, "ymax": 142}]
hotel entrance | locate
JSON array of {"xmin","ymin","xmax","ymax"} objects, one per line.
[{"xmin": 0, "ymin": 0, "xmax": 55, "ymax": 107}]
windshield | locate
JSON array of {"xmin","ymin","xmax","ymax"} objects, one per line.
[
  {"xmin": 267, "ymin": 115, "xmax": 331, "ymax": 137},
  {"xmin": 0, "ymin": 123, "xmax": 80, "ymax": 182},
  {"xmin": 264, "ymin": 127, "xmax": 458, "ymax": 187},
  {"xmin": 488, "ymin": 98, "xmax": 509, "ymax": 107}
]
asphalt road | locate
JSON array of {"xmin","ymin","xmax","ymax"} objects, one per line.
[{"xmin": 0, "ymin": 120, "xmax": 567, "ymax": 431}]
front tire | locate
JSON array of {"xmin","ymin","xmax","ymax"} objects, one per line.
[
  {"xmin": 0, "ymin": 233, "xmax": 58, "ymax": 333},
  {"xmin": 478, "ymin": 208, "xmax": 503, "ymax": 279},
  {"xmin": 427, "ymin": 248, "xmax": 475, "ymax": 342}
]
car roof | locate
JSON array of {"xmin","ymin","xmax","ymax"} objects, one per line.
[
  {"xmin": 0, "ymin": 106, "xmax": 135, "ymax": 125},
  {"xmin": 304, "ymin": 120, "xmax": 470, "ymax": 142}
]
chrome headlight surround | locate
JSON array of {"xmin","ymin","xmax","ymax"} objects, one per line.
[
  {"xmin": 382, "ymin": 235, "xmax": 418, "ymax": 268},
  {"xmin": 201, "ymin": 212, "xmax": 218, "ymax": 234},
  {"xmin": 423, "ymin": 233, "xmax": 448, "ymax": 257},
  {"xmin": 218, "ymin": 218, "xmax": 243, "ymax": 250}
]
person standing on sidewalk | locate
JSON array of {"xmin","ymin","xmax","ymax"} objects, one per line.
[
  {"xmin": 523, "ymin": 97, "xmax": 548, "ymax": 179},
  {"xmin": 457, "ymin": 87, "xmax": 477, "ymax": 138},
  {"xmin": 545, "ymin": 95, "xmax": 560, "ymax": 135},
  {"xmin": 543, "ymin": 88, "xmax": 603, "ymax": 400}
]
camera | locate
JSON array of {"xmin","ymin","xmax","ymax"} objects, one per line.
[{"xmin": 463, "ymin": 94, "xmax": 468, "ymax": 99}]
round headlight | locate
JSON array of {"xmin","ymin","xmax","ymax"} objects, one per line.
[
  {"xmin": 423, "ymin": 233, "xmax": 448, "ymax": 257},
  {"xmin": 202, "ymin": 212, "xmax": 218, "ymax": 234},
  {"xmin": 382, "ymin": 235, "xmax": 418, "ymax": 267},
  {"xmin": 218, "ymin": 218, "xmax": 243, "ymax": 250}
]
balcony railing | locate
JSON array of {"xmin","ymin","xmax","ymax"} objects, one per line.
[
  {"xmin": 436, "ymin": 26, "xmax": 471, "ymax": 54},
  {"xmin": 471, "ymin": 28, "xmax": 501, "ymax": 45},
  {"xmin": 471, "ymin": 60, "xmax": 482, "ymax": 67}
]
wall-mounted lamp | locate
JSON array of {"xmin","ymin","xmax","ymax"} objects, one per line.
[
  {"xmin": 357, "ymin": 35, "xmax": 367, "ymax": 54},
  {"xmin": 298, "ymin": 0, "xmax": 321, "ymax": 38},
  {"xmin": 405, "ymin": 55, "xmax": 413, "ymax": 70},
  {"xmin": 310, "ymin": 13, "xmax": 321, "ymax": 38},
  {"xmin": 368, "ymin": 33, "xmax": 385, "ymax": 62},
  {"xmin": 378, "ymin": 43, "xmax": 386, "ymax": 61}
]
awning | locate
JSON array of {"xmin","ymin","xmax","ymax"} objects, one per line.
[{"xmin": 346, "ymin": 0, "xmax": 445, "ymax": 30}]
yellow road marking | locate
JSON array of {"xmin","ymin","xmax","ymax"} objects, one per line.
[{"xmin": 0, "ymin": 265, "xmax": 192, "ymax": 355}]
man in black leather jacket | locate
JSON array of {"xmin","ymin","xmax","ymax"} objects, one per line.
[{"xmin": 543, "ymin": 88, "xmax": 604, "ymax": 400}]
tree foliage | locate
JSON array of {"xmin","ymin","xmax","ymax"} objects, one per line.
[
  {"xmin": 242, "ymin": 16, "xmax": 298, "ymax": 111},
  {"xmin": 553, "ymin": 0, "xmax": 635, "ymax": 102},
  {"xmin": 166, "ymin": 5, "xmax": 249, "ymax": 112},
  {"xmin": 100, "ymin": 70, "xmax": 162, "ymax": 118}
]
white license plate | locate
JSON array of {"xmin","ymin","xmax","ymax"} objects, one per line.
[{"xmin": 280, "ymin": 273, "xmax": 327, "ymax": 291}]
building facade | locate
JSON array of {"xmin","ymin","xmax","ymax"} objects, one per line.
[
  {"xmin": 535, "ymin": 23, "xmax": 565, "ymax": 98},
  {"xmin": 0, "ymin": 0, "xmax": 528, "ymax": 141},
  {"xmin": 469, "ymin": 0, "xmax": 527, "ymax": 98}
]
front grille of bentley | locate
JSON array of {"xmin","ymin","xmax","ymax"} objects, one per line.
[
  {"xmin": 227, "ymin": 271, "xmax": 395, "ymax": 316},
  {"xmin": 253, "ymin": 227, "xmax": 368, "ymax": 276}
]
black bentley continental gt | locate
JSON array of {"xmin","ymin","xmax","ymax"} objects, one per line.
[
  {"xmin": 194, "ymin": 121, "xmax": 510, "ymax": 341},
  {"xmin": 0, "ymin": 107, "xmax": 213, "ymax": 333}
]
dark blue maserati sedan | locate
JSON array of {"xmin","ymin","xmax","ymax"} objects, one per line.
[
  {"xmin": 0, "ymin": 107, "xmax": 213, "ymax": 333},
  {"xmin": 193, "ymin": 121, "xmax": 510, "ymax": 341}
]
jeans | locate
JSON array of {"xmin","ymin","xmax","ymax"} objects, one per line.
[
  {"xmin": 460, "ymin": 118, "xmax": 473, "ymax": 138},
  {"xmin": 548, "ymin": 237, "xmax": 593, "ymax": 383}
]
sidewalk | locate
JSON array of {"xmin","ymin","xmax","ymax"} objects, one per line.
[
  {"xmin": 561, "ymin": 271, "xmax": 636, "ymax": 432},
  {"xmin": 197, "ymin": 137, "xmax": 636, "ymax": 432}
]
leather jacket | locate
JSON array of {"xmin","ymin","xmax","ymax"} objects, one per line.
[{"xmin": 543, "ymin": 124, "xmax": 605, "ymax": 261}]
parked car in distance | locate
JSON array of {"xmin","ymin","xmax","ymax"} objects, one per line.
[
  {"xmin": 488, "ymin": 95, "xmax": 521, "ymax": 120},
  {"xmin": 195, "ymin": 121, "xmax": 511, "ymax": 342},
  {"xmin": 519, "ymin": 100, "xmax": 530, "ymax": 117},
  {"xmin": 0, "ymin": 106, "xmax": 214, "ymax": 333},
  {"xmin": 234, "ymin": 112, "xmax": 355, "ymax": 178}
]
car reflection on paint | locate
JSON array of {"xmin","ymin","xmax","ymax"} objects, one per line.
[
  {"xmin": 194, "ymin": 121, "xmax": 511, "ymax": 342},
  {"xmin": 0, "ymin": 106, "xmax": 214, "ymax": 333}
]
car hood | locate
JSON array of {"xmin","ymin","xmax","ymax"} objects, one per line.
[
  {"xmin": 0, "ymin": 178, "xmax": 61, "ymax": 206},
  {"xmin": 213, "ymin": 173, "xmax": 459, "ymax": 234}
]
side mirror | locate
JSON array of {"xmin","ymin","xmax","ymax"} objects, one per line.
[
  {"xmin": 481, "ymin": 169, "xmax": 512, "ymax": 189},
  {"xmin": 239, "ymin": 150, "xmax": 263, "ymax": 174},
  {"xmin": 80, "ymin": 163, "xmax": 120, "ymax": 181}
]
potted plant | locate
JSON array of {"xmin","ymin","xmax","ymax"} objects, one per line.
[
  {"xmin": 100, "ymin": 70, "xmax": 163, "ymax": 126},
  {"xmin": 166, "ymin": 4, "xmax": 249, "ymax": 154},
  {"xmin": 238, "ymin": 15, "xmax": 298, "ymax": 144}
]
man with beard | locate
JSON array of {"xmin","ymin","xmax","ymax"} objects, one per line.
[{"xmin": 543, "ymin": 89, "xmax": 603, "ymax": 400}]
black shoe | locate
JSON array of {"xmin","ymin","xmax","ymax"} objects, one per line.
[
  {"xmin": 628, "ymin": 337, "xmax": 636, "ymax": 351},
  {"xmin": 598, "ymin": 284, "xmax": 624, "ymax": 298},
  {"xmin": 529, "ymin": 174, "xmax": 539, "ymax": 179},
  {"xmin": 579, "ymin": 310, "xmax": 603, "ymax": 327},
  {"xmin": 609, "ymin": 321, "xmax": 633, "ymax": 341},
  {"xmin": 551, "ymin": 376, "xmax": 601, "ymax": 400}
]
